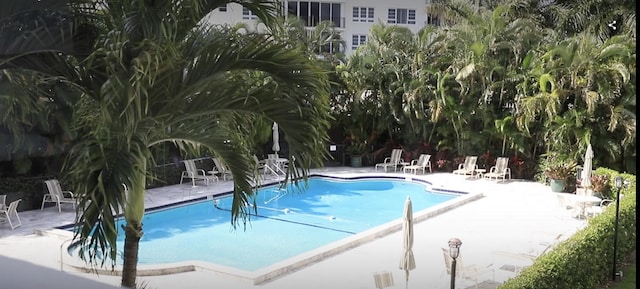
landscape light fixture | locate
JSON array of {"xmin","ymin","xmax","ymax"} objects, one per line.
[
  {"xmin": 611, "ymin": 176, "xmax": 624, "ymax": 281},
  {"xmin": 448, "ymin": 238, "xmax": 462, "ymax": 289}
]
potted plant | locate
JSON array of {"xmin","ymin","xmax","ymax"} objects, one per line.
[
  {"xmin": 544, "ymin": 162, "xmax": 577, "ymax": 192},
  {"xmin": 346, "ymin": 141, "xmax": 369, "ymax": 167},
  {"xmin": 590, "ymin": 174, "xmax": 611, "ymax": 197}
]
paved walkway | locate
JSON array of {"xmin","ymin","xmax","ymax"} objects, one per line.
[{"xmin": 0, "ymin": 167, "xmax": 588, "ymax": 289}]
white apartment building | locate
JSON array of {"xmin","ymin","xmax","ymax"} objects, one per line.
[{"xmin": 204, "ymin": 0, "xmax": 441, "ymax": 55}]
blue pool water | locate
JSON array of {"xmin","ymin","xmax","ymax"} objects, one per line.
[{"xmin": 114, "ymin": 177, "xmax": 457, "ymax": 271}]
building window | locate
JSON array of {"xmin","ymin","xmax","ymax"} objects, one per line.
[
  {"xmin": 426, "ymin": 14, "xmax": 440, "ymax": 26},
  {"xmin": 319, "ymin": 41, "xmax": 342, "ymax": 54},
  {"xmin": 243, "ymin": 6, "xmax": 257, "ymax": 20},
  {"xmin": 352, "ymin": 34, "xmax": 367, "ymax": 50},
  {"xmin": 287, "ymin": 1, "xmax": 298, "ymax": 17},
  {"xmin": 387, "ymin": 8, "xmax": 416, "ymax": 24},
  {"xmin": 352, "ymin": 7, "xmax": 374, "ymax": 22},
  {"xmin": 288, "ymin": 1, "xmax": 343, "ymax": 28},
  {"xmin": 217, "ymin": 5, "xmax": 227, "ymax": 12}
]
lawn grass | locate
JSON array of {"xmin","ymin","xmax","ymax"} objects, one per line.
[
  {"xmin": 614, "ymin": 262, "xmax": 635, "ymax": 289},
  {"xmin": 599, "ymin": 251, "xmax": 636, "ymax": 289}
]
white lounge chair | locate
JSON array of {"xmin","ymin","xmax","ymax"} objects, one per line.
[
  {"xmin": 1, "ymin": 199, "xmax": 22, "ymax": 230},
  {"xmin": 375, "ymin": 149, "xmax": 403, "ymax": 172},
  {"xmin": 453, "ymin": 156, "xmax": 478, "ymax": 176},
  {"xmin": 180, "ymin": 159, "xmax": 218, "ymax": 186},
  {"xmin": 484, "ymin": 157, "xmax": 511, "ymax": 181},
  {"xmin": 441, "ymin": 248, "xmax": 494, "ymax": 289},
  {"xmin": 403, "ymin": 154, "xmax": 432, "ymax": 174},
  {"xmin": 212, "ymin": 157, "xmax": 233, "ymax": 181},
  {"xmin": 41, "ymin": 179, "xmax": 77, "ymax": 213}
]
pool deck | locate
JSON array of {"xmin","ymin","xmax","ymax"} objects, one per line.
[{"xmin": 0, "ymin": 167, "xmax": 588, "ymax": 289}]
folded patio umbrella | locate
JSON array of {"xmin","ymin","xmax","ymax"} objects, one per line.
[
  {"xmin": 399, "ymin": 196, "xmax": 416, "ymax": 289},
  {"xmin": 581, "ymin": 144, "xmax": 593, "ymax": 193}
]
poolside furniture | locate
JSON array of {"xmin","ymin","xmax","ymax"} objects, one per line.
[
  {"xmin": 212, "ymin": 157, "xmax": 232, "ymax": 181},
  {"xmin": 41, "ymin": 179, "xmax": 77, "ymax": 213},
  {"xmin": 402, "ymin": 154, "xmax": 432, "ymax": 174},
  {"xmin": 584, "ymin": 198, "xmax": 614, "ymax": 217},
  {"xmin": 1, "ymin": 199, "xmax": 22, "ymax": 230},
  {"xmin": 570, "ymin": 189, "xmax": 602, "ymax": 219},
  {"xmin": 484, "ymin": 157, "xmax": 511, "ymax": 181},
  {"xmin": 372, "ymin": 271, "xmax": 394, "ymax": 289},
  {"xmin": 180, "ymin": 159, "xmax": 218, "ymax": 186},
  {"xmin": 253, "ymin": 155, "xmax": 267, "ymax": 176},
  {"xmin": 263, "ymin": 154, "xmax": 287, "ymax": 177},
  {"xmin": 375, "ymin": 149, "xmax": 404, "ymax": 172},
  {"xmin": 556, "ymin": 193, "xmax": 574, "ymax": 211},
  {"xmin": 441, "ymin": 248, "xmax": 494, "ymax": 289},
  {"xmin": 269, "ymin": 153, "xmax": 289, "ymax": 169},
  {"xmin": 494, "ymin": 233, "xmax": 564, "ymax": 263},
  {"xmin": 452, "ymin": 156, "xmax": 478, "ymax": 176}
]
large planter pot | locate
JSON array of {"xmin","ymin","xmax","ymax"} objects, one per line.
[
  {"xmin": 350, "ymin": 156, "xmax": 362, "ymax": 167},
  {"xmin": 549, "ymin": 179, "xmax": 567, "ymax": 192}
]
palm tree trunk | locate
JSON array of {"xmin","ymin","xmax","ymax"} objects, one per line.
[
  {"xmin": 122, "ymin": 221, "xmax": 142, "ymax": 288},
  {"xmin": 121, "ymin": 163, "xmax": 147, "ymax": 288},
  {"xmin": 501, "ymin": 135, "xmax": 507, "ymax": 156}
]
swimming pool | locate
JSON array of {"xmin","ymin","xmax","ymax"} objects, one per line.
[{"xmin": 66, "ymin": 175, "xmax": 479, "ymax": 284}]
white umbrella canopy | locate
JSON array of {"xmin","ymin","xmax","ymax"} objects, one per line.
[
  {"xmin": 272, "ymin": 122, "xmax": 280, "ymax": 156},
  {"xmin": 399, "ymin": 196, "xmax": 416, "ymax": 289},
  {"xmin": 581, "ymin": 144, "xmax": 594, "ymax": 193}
]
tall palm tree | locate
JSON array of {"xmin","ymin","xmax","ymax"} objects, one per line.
[
  {"xmin": 515, "ymin": 33, "xmax": 635, "ymax": 169},
  {"xmin": 4, "ymin": 1, "xmax": 332, "ymax": 288},
  {"xmin": 339, "ymin": 23, "xmax": 416, "ymax": 145}
]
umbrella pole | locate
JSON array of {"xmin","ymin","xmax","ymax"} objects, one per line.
[{"xmin": 405, "ymin": 271, "xmax": 409, "ymax": 289}]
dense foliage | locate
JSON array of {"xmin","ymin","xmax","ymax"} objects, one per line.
[{"xmin": 335, "ymin": 0, "xmax": 635, "ymax": 177}]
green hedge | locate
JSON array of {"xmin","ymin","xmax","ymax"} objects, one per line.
[{"xmin": 499, "ymin": 171, "xmax": 636, "ymax": 289}]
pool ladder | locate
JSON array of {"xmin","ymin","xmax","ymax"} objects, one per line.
[{"xmin": 264, "ymin": 189, "xmax": 287, "ymax": 204}]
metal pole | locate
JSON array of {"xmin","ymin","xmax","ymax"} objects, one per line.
[
  {"xmin": 450, "ymin": 258, "xmax": 457, "ymax": 289},
  {"xmin": 611, "ymin": 184, "xmax": 622, "ymax": 281}
]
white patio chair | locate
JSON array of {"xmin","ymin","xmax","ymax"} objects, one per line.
[
  {"xmin": 585, "ymin": 198, "xmax": 614, "ymax": 217},
  {"xmin": 375, "ymin": 149, "xmax": 403, "ymax": 172},
  {"xmin": 180, "ymin": 159, "xmax": 218, "ymax": 186},
  {"xmin": 484, "ymin": 157, "xmax": 511, "ymax": 181},
  {"xmin": 253, "ymin": 155, "xmax": 267, "ymax": 174},
  {"xmin": 453, "ymin": 156, "xmax": 478, "ymax": 176},
  {"xmin": 442, "ymin": 248, "xmax": 494, "ymax": 289},
  {"xmin": 1, "ymin": 199, "xmax": 22, "ymax": 230},
  {"xmin": 212, "ymin": 157, "xmax": 233, "ymax": 181},
  {"xmin": 403, "ymin": 154, "xmax": 432, "ymax": 174},
  {"xmin": 41, "ymin": 179, "xmax": 77, "ymax": 213},
  {"xmin": 372, "ymin": 271, "xmax": 394, "ymax": 289}
]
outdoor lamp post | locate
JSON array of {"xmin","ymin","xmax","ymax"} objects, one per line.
[
  {"xmin": 448, "ymin": 238, "xmax": 462, "ymax": 289},
  {"xmin": 611, "ymin": 176, "xmax": 623, "ymax": 281}
]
